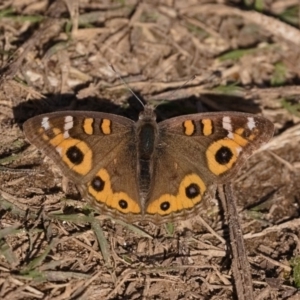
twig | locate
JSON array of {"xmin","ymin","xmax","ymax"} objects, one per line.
[{"xmin": 218, "ymin": 184, "xmax": 254, "ymax": 300}]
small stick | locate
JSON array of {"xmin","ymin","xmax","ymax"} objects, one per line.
[
  {"xmin": 0, "ymin": 166, "xmax": 38, "ymax": 174},
  {"xmin": 218, "ymin": 184, "xmax": 254, "ymax": 300}
]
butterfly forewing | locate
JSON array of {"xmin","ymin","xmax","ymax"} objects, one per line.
[{"xmin": 158, "ymin": 112, "xmax": 274, "ymax": 183}]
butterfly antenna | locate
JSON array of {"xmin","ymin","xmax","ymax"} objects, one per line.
[
  {"xmin": 109, "ymin": 64, "xmax": 145, "ymax": 108},
  {"xmin": 152, "ymin": 75, "xmax": 197, "ymax": 109}
]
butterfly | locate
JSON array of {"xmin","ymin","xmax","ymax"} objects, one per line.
[{"xmin": 23, "ymin": 105, "xmax": 274, "ymax": 224}]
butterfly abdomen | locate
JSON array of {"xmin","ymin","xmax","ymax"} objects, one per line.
[{"xmin": 136, "ymin": 110, "xmax": 159, "ymax": 211}]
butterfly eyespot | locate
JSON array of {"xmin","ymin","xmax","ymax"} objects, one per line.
[
  {"xmin": 66, "ymin": 145, "xmax": 84, "ymax": 164},
  {"xmin": 215, "ymin": 146, "xmax": 233, "ymax": 164},
  {"xmin": 91, "ymin": 176, "xmax": 105, "ymax": 192},
  {"xmin": 160, "ymin": 201, "xmax": 170, "ymax": 211},
  {"xmin": 185, "ymin": 183, "xmax": 200, "ymax": 199},
  {"xmin": 119, "ymin": 199, "xmax": 128, "ymax": 210},
  {"xmin": 206, "ymin": 139, "xmax": 244, "ymax": 175}
]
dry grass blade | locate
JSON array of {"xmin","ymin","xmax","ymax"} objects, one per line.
[
  {"xmin": 112, "ymin": 218, "xmax": 153, "ymax": 239},
  {"xmin": 0, "ymin": 166, "xmax": 38, "ymax": 174},
  {"xmin": 20, "ymin": 239, "xmax": 58, "ymax": 275},
  {"xmin": 91, "ymin": 219, "xmax": 112, "ymax": 268},
  {"xmin": 0, "ymin": 240, "xmax": 18, "ymax": 267}
]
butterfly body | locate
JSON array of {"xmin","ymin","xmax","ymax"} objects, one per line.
[{"xmin": 23, "ymin": 106, "xmax": 274, "ymax": 224}]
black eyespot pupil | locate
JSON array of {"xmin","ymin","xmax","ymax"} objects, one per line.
[
  {"xmin": 160, "ymin": 201, "xmax": 170, "ymax": 211},
  {"xmin": 185, "ymin": 183, "xmax": 200, "ymax": 199},
  {"xmin": 91, "ymin": 176, "xmax": 105, "ymax": 192},
  {"xmin": 215, "ymin": 146, "xmax": 233, "ymax": 164},
  {"xmin": 66, "ymin": 146, "xmax": 84, "ymax": 164},
  {"xmin": 119, "ymin": 200, "xmax": 128, "ymax": 209}
]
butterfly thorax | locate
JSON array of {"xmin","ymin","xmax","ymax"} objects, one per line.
[{"xmin": 136, "ymin": 107, "xmax": 158, "ymax": 212}]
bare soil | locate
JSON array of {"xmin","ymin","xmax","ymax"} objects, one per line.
[{"xmin": 0, "ymin": 1, "xmax": 300, "ymax": 299}]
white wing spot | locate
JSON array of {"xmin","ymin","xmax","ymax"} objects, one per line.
[
  {"xmin": 64, "ymin": 116, "xmax": 74, "ymax": 131},
  {"xmin": 227, "ymin": 131, "xmax": 234, "ymax": 139},
  {"xmin": 64, "ymin": 131, "xmax": 70, "ymax": 139},
  {"xmin": 222, "ymin": 116, "xmax": 232, "ymax": 132},
  {"xmin": 236, "ymin": 147, "xmax": 242, "ymax": 155},
  {"xmin": 56, "ymin": 147, "xmax": 62, "ymax": 156},
  {"xmin": 247, "ymin": 117, "xmax": 256, "ymax": 130},
  {"xmin": 41, "ymin": 117, "xmax": 50, "ymax": 130}
]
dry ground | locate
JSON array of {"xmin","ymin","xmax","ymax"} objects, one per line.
[{"xmin": 0, "ymin": 0, "xmax": 300, "ymax": 299}]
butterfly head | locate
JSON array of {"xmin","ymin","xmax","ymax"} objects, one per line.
[{"xmin": 138, "ymin": 104, "xmax": 156, "ymax": 122}]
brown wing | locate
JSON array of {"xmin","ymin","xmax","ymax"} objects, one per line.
[
  {"xmin": 23, "ymin": 111, "xmax": 143, "ymax": 222},
  {"xmin": 144, "ymin": 112, "xmax": 274, "ymax": 224}
]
